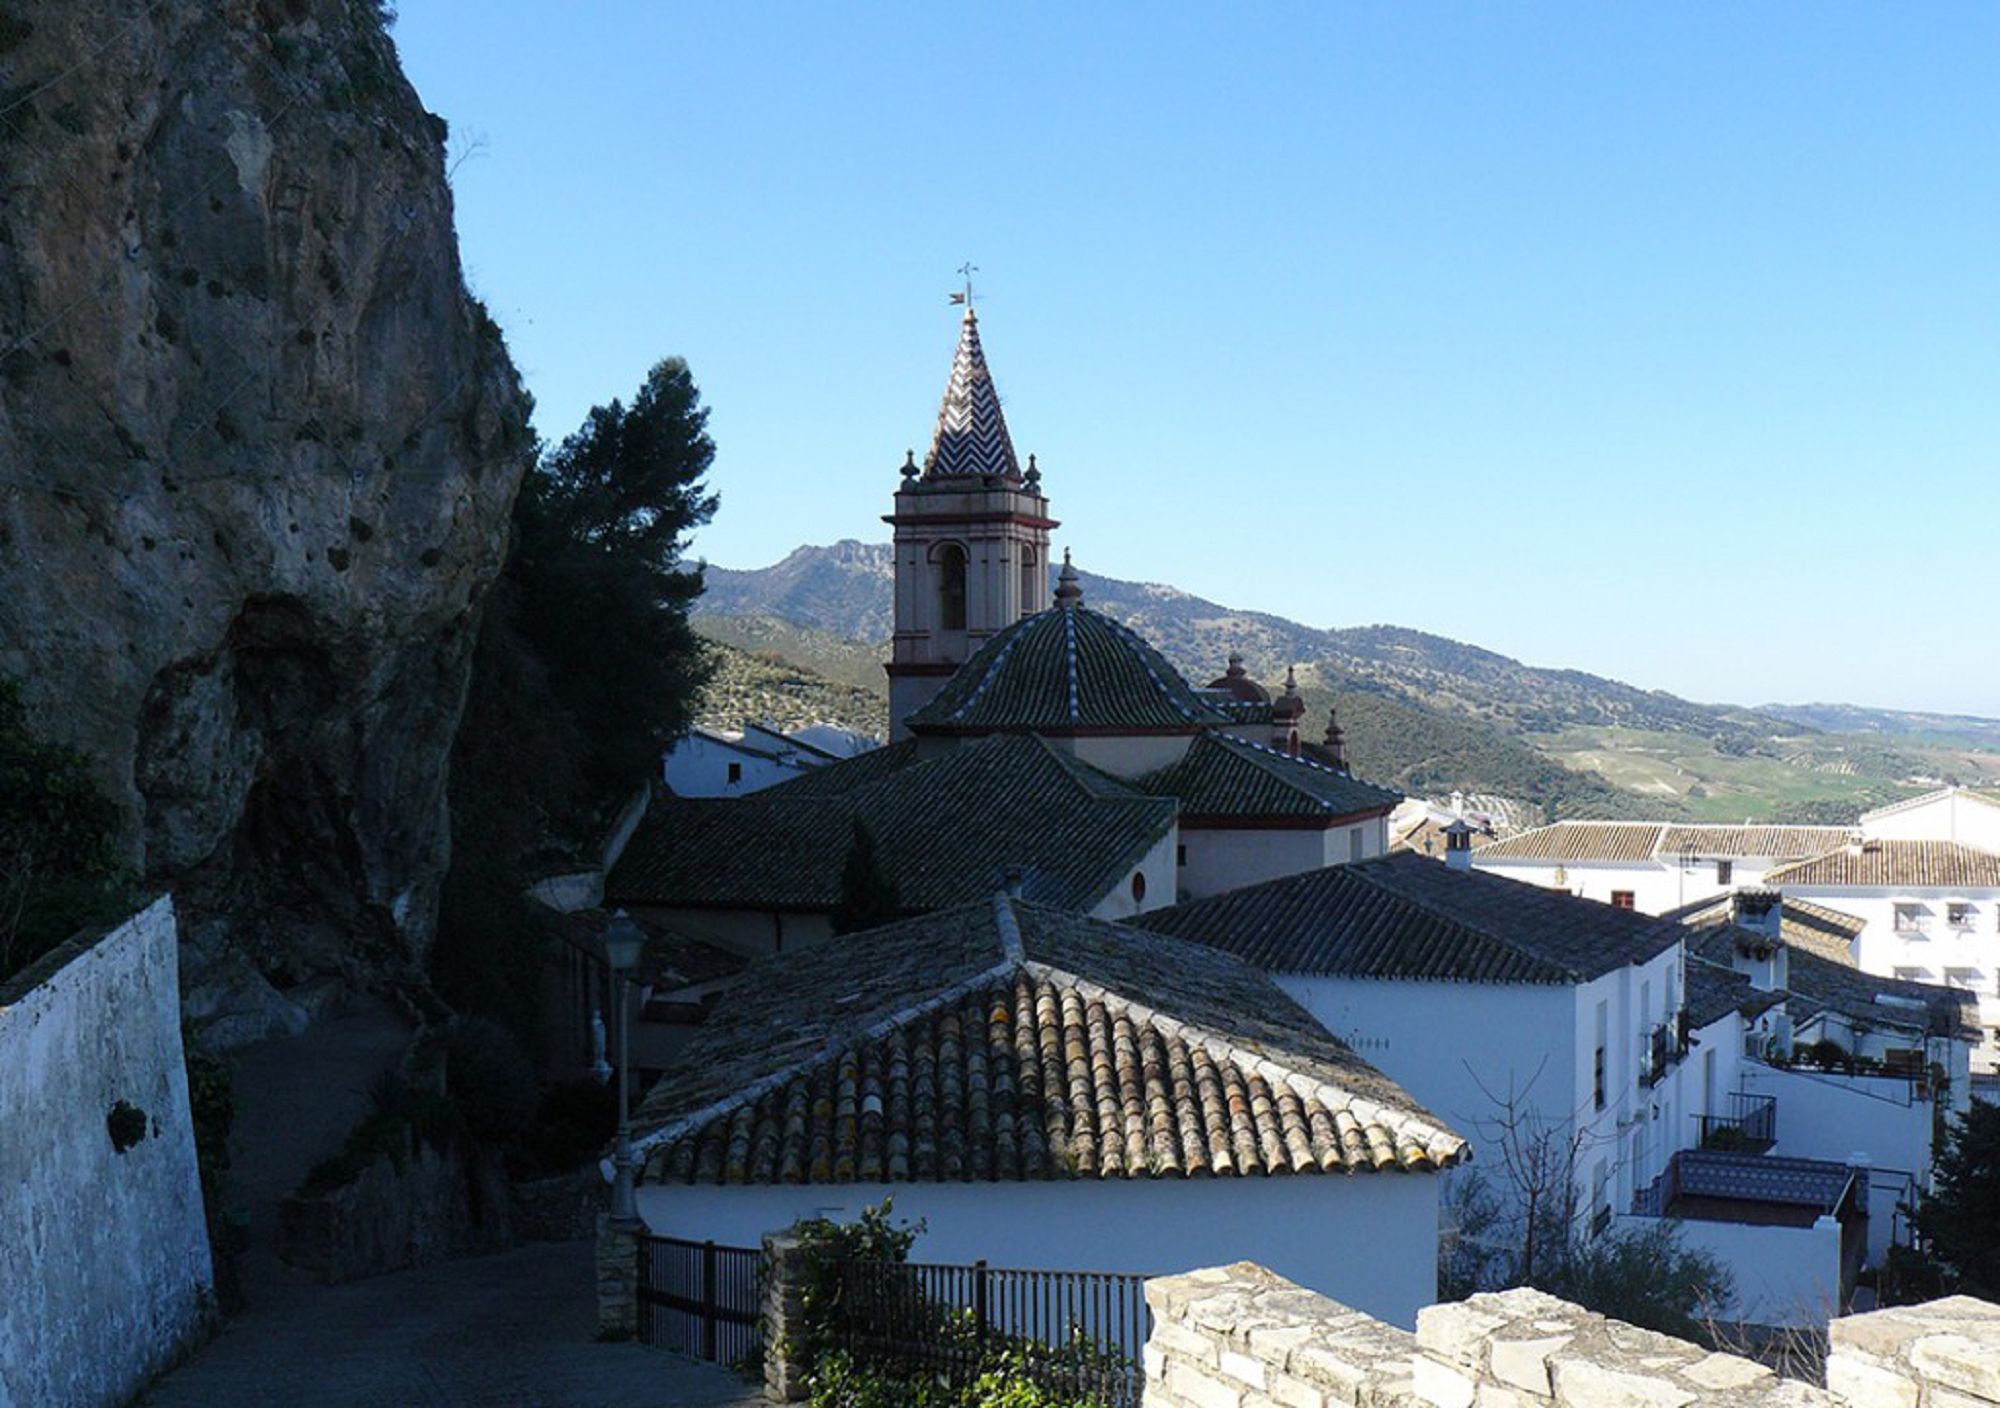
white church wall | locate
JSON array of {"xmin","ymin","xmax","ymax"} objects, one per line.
[
  {"xmin": 638, "ymin": 1172, "xmax": 1442, "ymax": 1329},
  {"xmin": 1176, "ymin": 827, "xmax": 1326, "ymax": 902},
  {"xmin": 1087, "ymin": 830, "xmax": 1179, "ymax": 920},
  {"xmin": 1061, "ymin": 733, "xmax": 1195, "ymax": 782},
  {"xmin": 663, "ymin": 731, "xmax": 810, "ymax": 797}
]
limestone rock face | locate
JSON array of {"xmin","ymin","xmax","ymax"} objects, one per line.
[{"xmin": 0, "ymin": 1, "xmax": 530, "ymax": 998}]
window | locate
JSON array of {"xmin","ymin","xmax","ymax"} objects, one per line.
[
  {"xmin": 937, "ymin": 543, "xmax": 968, "ymax": 631},
  {"xmin": 1348, "ymin": 829, "xmax": 1364, "ymax": 863},
  {"xmin": 1895, "ymin": 903, "xmax": 1928, "ymax": 936},
  {"xmin": 1611, "ymin": 891, "xmax": 1636, "ymax": 910},
  {"xmin": 1946, "ymin": 967, "xmax": 1985, "ymax": 992},
  {"xmin": 726, "ymin": 762, "xmax": 742, "ymax": 785},
  {"xmin": 1019, "ymin": 546, "xmax": 1038, "ymax": 617},
  {"xmin": 1176, "ymin": 844, "xmax": 1187, "ymax": 868},
  {"xmin": 1593, "ymin": 1000, "xmax": 1608, "ymax": 1110},
  {"xmin": 1715, "ymin": 860, "xmax": 1733, "ymax": 885},
  {"xmin": 1893, "ymin": 965, "xmax": 1933, "ymax": 982},
  {"xmin": 1130, "ymin": 872, "xmax": 1147, "ymax": 903},
  {"xmin": 1949, "ymin": 903, "xmax": 1977, "ymax": 930}
]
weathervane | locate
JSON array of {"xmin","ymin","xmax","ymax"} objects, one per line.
[{"xmin": 949, "ymin": 262, "xmax": 978, "ymax": 309}]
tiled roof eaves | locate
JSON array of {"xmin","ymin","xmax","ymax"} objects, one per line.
[{"xmin": 1765, "ymin": 841, "xmax": 2000, "ymax": 889}]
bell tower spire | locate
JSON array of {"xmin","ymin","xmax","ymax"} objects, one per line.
[{"xmin": 884, "ymin": 297, "xmax": 1058, "ymax": 740}]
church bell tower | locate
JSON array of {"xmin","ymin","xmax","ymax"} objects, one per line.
[{"xmin": 884, "ymin": 306, "xmax": 1057, "ymax": 740}]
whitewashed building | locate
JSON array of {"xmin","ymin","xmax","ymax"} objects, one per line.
[
  {"xmin": 628, "ymin": 895, "xmax": 1466, "ymax": 1328},
  {"xmin": 663, "ymin": 722, "xmax": 859, "ymax": 797},
  {"xmin": 1470, "ymin": 822, "xmax": 1847, "ymax": 913}
]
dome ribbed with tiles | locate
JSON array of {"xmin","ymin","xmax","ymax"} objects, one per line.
[{"xmin": 906, "ymin": 604, "xmax": 1233, "ymax": 734}]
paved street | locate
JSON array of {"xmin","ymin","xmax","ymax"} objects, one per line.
[{"xmin": 137, "ymin": 1240, "xmax": 764, "ymax": 1408}]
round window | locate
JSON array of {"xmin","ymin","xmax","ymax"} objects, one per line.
[{"xmin": 1130, "ymin": 872, "xmax": 1147, "ymax": 903}]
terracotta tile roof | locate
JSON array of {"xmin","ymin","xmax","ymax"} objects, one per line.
[
  {"xmin": 1140, "ymin": 733, "xmax": 1402, "ymax": 823},
  {"xmin": 1392, "ymin": 815, "xmax": 1493, "ymax": 858},
  {"xmin": 633, "ymin": 897, "xmax": 1466, "ymax": 1183},
  {"xmin": 1657, "ymin": 826, "xmax": 1849, "ymax": 859},
  {"xmin": 907, "ymin": 605, "xmax": 1231, "ymax": 734},
  {"xmin": 607, "ymin": 733, "xmax": 1175, "ymax": 914},
  {"xmin": 1765, "ymin": 841, "xmax": 2000, "ymax": 889},
  {"xmin": 1684, "ymin": 957, "xmax": 1785, "ymax": 1031},
  {"xmin": 1473, "ymin": 822, "xmax": 1668, "ymax": 864},
  {"xmin": 1672, "ymin": 895, "xmax": 1865, "ymax": 967},
  {"xmin": 1679, "ymin": 923, "xmax": 1978, "ymax": 1042},
  {"xmin": 1131, "ymin": 852, "xmax": 1682, "ymax": 985}
]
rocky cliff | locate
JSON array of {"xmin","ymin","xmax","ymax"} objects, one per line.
[{"xmin": 0, "ymin": 0, "xmax": 530, "ymax": 1033}]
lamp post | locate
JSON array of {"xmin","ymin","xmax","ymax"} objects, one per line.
[{"xmin": 603, "ymin": 909, "xmax": 646, "ymax": 1229}]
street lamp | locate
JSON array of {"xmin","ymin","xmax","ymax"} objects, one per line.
[{"xmin": 603, "ymin": 909, "xmax": 646, "ymax": 1229}]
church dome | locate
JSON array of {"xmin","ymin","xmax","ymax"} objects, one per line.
[
  {"xmin": 1206, "ymin": 653, "xmax": 1270, "ymax": 704},
  {"xmin": 906, "ymin": 597, "xmax": 1231, "ymax": 735}
]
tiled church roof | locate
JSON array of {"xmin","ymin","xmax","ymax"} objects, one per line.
[
  {"xmin": 924, "ymin": 308, "xmax": 1021, "ymax": 481},
  {"xmin": 1132, "ymin": 852, "xmax": 1682, "ymax": 984},
  {"xmin": 907, "ymin": 604, "xmax": 1231, "ymax": 734},
  {"xmin": 1141, "ymin": 733, "xmax": 1402, "ymax": 823},
  {"xmin": 633, "ymin": 896, "xmax": 1467, "ymax": 1184},
  {"xmin": 608, "ymin": 733, "xmax": 1173, "ymax": 914}
]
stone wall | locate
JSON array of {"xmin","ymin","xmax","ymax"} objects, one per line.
[
  {"xmin": 0, "ymin": 898, "xmax": 215, "ymax": 1408},
  {"xmin": 277, "ymin": 1141, "xmax": 512, "ymax": 1284},
  {"xmin": 1141, "ymin": 1261, "xmax": 2000, "ymax": 1408}
]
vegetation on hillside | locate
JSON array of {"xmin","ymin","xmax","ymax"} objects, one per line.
[
  {"xmin": 435, "ymin": 358, "xmax": 717, "ymax": 1047},
  {"xmin": 694, "ymin": 633, "xmax": 886, "ymax": 739},
  {"xmin": 0, "ymin": 677, "xmax": 131, "ymax": 981}
]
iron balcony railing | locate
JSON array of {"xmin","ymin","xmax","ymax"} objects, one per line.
[{"xmin": 1694, "ymin": 1092, "xmax": 1777, "ymax": 1153}]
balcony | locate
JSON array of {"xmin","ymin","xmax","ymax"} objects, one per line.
[
  {"xmin": 1632, "ymin": 1147, "xmax": 1861, "ymax": 1228},
  {"xmin": 1695, "ymin": 1092, "xmax": 1776, "ymax": 1154},
  {"xmin": 1639, "ymin": 1022, "xmax": 1687, "ymax": 1088}
]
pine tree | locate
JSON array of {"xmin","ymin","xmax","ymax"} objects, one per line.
[
  {"xmin": 1917, "ymin": 1100, "xmax": 2000, "ymax": 1297},
  {"xmin": 830, "ymin": 821, "xmax": 901, "ymax": 936}
]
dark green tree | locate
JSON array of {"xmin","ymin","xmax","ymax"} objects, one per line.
[
  {"xmin": 830, "ymin": 820, "xmax": 901, "ymax": 936},
  {"xmin": 0, "ymin": 677, "xmax": 129, "ymax": 979},
  {"xmin": 434, "ymin": 358, "xmax": 719, "ymax": 1043},
  {"xmin": 1916, "ymin": 1100, "xmax": 2000, "ymax": 1298}
]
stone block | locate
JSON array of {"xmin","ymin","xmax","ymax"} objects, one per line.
[
  {"xmin": 1488, "ymin": 1335, "xmax": 1567, "ymax": 1397},
  {"xmin": 1167, "ymin": 1358, "xmax": 1250, "ymax": 1408},
  {"xmin": 1418, "ymin": 1304, "xmax": 1508, "ymax": 1371},
  {"xmin": 1910, "ymin": 1333, "xmax": 2000, "ymax": 1403},
  {"xmin": 1412, "ymin": 1356, "xmax": 1476, "ymax": 1408},
  {"xmin": 1547, "ymin": 1360, "xmax": 1694, "ymax": 1408}
]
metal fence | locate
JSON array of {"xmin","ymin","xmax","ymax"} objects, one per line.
[
  {"xmin": 1695, "ymin": 1092, "xmax": 1777, "ymax": 1152},
  {"xmin": 636, "ymin": 1234, "xmax": 762, "ymax": 1369},
  {"xmin": 835, "ymin": 1257, "xmax": 1150, "ymax": 1407}
]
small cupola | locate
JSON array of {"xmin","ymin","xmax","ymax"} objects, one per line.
[
  {"xmin": 1206, "ymin": 652, "xmax": 1271, "ymax": 704},
  {"xmin": 1271, "ymin": 665, "xmax": 1305, "ymax": 756},
  {"xmin": 1322, "ymin": 703, "xmax": 1347, "ymax": 774}
]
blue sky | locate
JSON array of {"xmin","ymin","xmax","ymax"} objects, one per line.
[{"xmin": 393, "ymin": 4, "xmax": 1998, "ymax": 716}]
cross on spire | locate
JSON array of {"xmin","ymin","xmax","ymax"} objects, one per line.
[{"xmin": 953, "ymin": 261, "xmax": 979, "ymax": 309}]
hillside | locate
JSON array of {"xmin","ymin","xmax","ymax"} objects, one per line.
[
  {"xmin": 693, "ymin": 637, "xmax": 885, "ymax": 740},
  {"xmin": 691, "ymin": 541, "xmax": 2000, "ymax": 821}
]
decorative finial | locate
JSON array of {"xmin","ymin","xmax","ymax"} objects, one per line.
[
  {"xmin": 1283, "ymin": 664, "xmax": 1299, "ymax": 697},
  {"xmin": 1225, "ymin": 652, "xmax": 1246, "ymax": 679},
  {"xmin": 1024, "ymin": 452, "xmax": 1040, "ymax": 489},
  {"xmin": 900, "ymin": 449, "xmax": 919, "ymax": 481},
  {"xmin": 1054, "ymin": 548, "xmax": 1082, "ymax": 607},
  {"xmin": 1324, "ymin": 703, "xmax": 1347, "ymax": 773}
]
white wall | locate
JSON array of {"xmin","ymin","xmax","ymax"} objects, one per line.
[
  {"xmin": 1061, "ymin": 733, "xmax": 1195, "ymax": 782},
  {"xmin": 1862, "ymin": 790, "xmax": 2000, "ymax": 851},
  {"xmin": 0, "ymin": 898, "xmax": 213, "ymax": 1408},
  {"xmin": 1472, "ymin": 858, "xmax": 1688, "ymax": 914},
  {"xmin": 664, "ymin": 732, "xmax": 812, "ymax": 797},
  {"xmin": 1571, "ymin": 945, "xmax": 1690, "ymax": 1216},
  {"xmin": 1177, "ymin": 827, "xmax": 1326, "ymax": 901},
  {"xmin": 1086, "ymin": 829, "xmax": 1179, "ymax": 920},
  {"xmin": 1612, "ymin": 1212, "xmax": 1842, "ymax": 1329},
  {"xmin": 635, "ymin": 904, "xmax": 835, "ymax": 960},
  {"xmin": 639, "ymin": 1173, "xmax": 1442, "ymax": 1329},
  {"xmin": 1742, "ymin": 1060, "xmax": 1934, "ymax": 1264}
]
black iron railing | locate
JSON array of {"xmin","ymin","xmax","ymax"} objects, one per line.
[
  {"xmin": 1695, "ymin": 1092, "xmax": 1776, "ymax": 1153},
  {"xmin": 637, "ymin": 1234, "xmax": 763, "ymax": 1368},
  {"xmin": 836, "ymin": 1257, "xmax": 1150, "ymax": 1407}
]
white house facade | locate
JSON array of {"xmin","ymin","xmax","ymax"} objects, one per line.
[
  {"xmin": 663, "ymin": 723, "xmax": 852, "ymax": 798},
  {"xmin": 626, "ymin": 896, "xmax": 1466, "ymax": 1329}
]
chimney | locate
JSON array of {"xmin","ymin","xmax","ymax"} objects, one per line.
[
  {"xmin": 1731, "ymin": 888, "xmax": 1787, "ymax": 991},
  {"xmin": 1444, "ymin": 819, "xmax": 1475, "ymax": 872},
  {"xmin": 1002, "ymin": 864, "xmax": 1026, "ymax": 899},
  {"xmin": 1845, "ymin": 829, "xmax": 1866, "ymax": 858},
  {"xmin": 1450, "ymin": 789, "xmax": 1466, "ymax": 817}
]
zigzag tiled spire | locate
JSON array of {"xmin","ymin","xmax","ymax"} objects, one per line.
[{"xmin": 924, "ymin": 308, "xmax": 1022, "ymax": 480}]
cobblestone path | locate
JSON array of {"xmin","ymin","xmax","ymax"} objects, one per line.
[{"xmin": 137, "ymin": 1239, "xmax": 764, "ymax": 1408}]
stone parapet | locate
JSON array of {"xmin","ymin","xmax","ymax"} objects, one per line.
[
  {"xmin": 1141, "ymin": 1263, "xmax": 2000, "ymax": 1408},
  {"xmin": 1828, "ymin": 1296, "xmax": 2000, "ymax": 1407}
]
